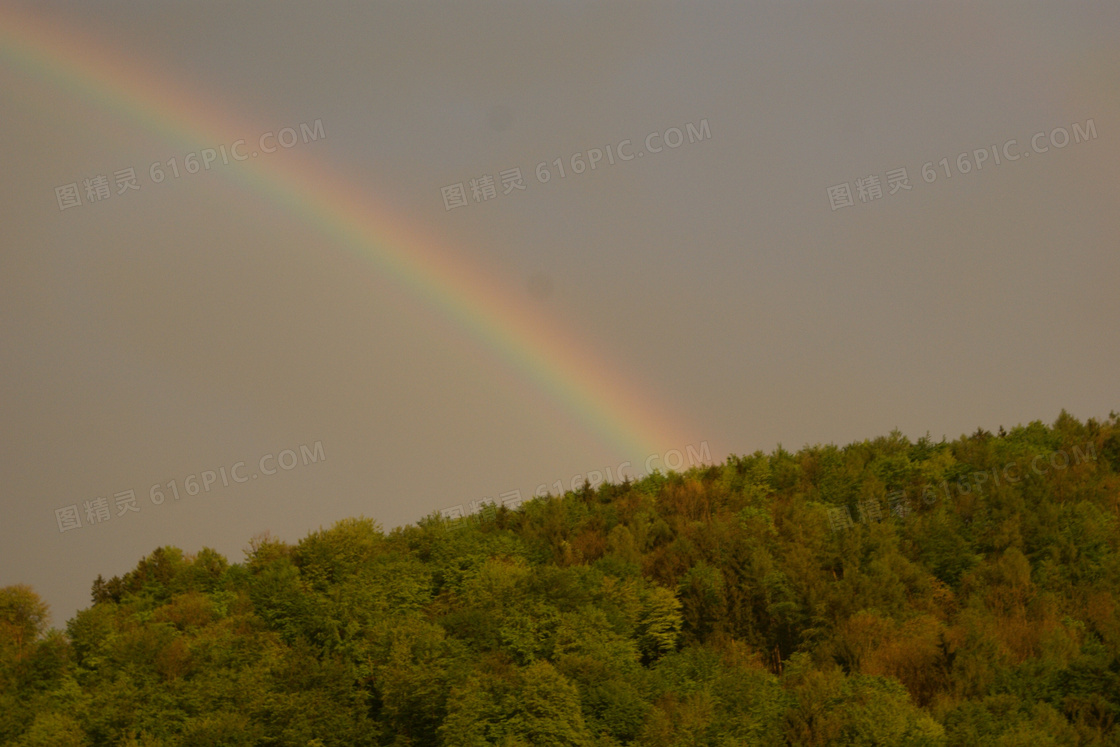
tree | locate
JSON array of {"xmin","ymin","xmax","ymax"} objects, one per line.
[
  {"xmin": 13, "ymin": 712, "xmax": 87, "ymax": 747},
  {"xmin": 635, "ymin": 586, "xmax": 683, "ymax": 663},
  {"xmin": 0, "ymin": 585, "xmax": 50, "ymax": 660}
]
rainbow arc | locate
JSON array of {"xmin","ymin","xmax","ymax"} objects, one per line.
[{"xmin": 0, "ymin": 5, "xmax": 695, "ymax": 460}]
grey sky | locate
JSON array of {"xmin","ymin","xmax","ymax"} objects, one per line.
[{"xmin": 2, "ymin": 0, "xmax": 1117, "ymax": 627}]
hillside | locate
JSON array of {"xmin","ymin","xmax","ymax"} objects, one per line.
[{"xmin": 2, "ymin": 411, "xmax": 1119, "ymax": 746}]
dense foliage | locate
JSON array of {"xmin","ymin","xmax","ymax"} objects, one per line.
[{"xmin": 3, "ymin": 411, "xmax": 1120, "ymax": 745}]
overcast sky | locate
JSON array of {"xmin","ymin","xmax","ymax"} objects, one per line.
[{"xmin": 2, "ymin": 0, "xmax": 1118, "ymax": 628}]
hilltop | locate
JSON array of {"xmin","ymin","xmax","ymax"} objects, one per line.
[{"xmin": 2, "ymin": 411, "xmax": 1119, "ymax": 745}]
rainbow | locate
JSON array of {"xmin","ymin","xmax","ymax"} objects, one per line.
[{"xmin": 0, "ymin": 6, "xmax": 696, "ymax": 461}]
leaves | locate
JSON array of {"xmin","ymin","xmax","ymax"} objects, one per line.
[{"xmin": 4, "ymin": 413, "xmax": 1120, "ymax": 744}]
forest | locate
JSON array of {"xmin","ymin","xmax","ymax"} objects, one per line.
[{"xmin": 2, "ymin": 411, "xmax": 1119, "ymax": 745}]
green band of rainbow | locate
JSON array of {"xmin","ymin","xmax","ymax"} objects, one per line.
[{"xmin": 1, "ymin": 6, "xmax": 696, "ymax": 461}]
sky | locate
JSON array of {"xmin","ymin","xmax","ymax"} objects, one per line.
[{"xmin": 2, "ymin": 0, "xmax": 1118, "ymax": 628}]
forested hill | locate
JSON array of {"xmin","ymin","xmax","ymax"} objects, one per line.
[{"xmin": 3, "ymin": 412, "xmax": 1120, "ymax": 746}]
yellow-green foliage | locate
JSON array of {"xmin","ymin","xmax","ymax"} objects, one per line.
[{"xmin": 3, "ymin": 411, "xmax": 1119, "ymax": 745}]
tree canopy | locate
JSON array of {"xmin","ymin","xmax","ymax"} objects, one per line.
[{"xmin": 3, "ymin": 411, "xmax": 1119, "ymax": 745}]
